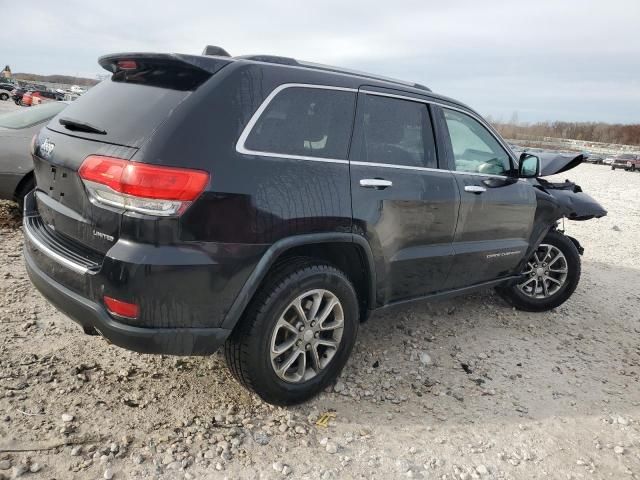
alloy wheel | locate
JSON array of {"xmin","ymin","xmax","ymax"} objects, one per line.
[
  {"xmin": 270, "ymin": 289, "xmax": 344, "ymax": 383},
  {"xmin": 517, "ymin": 244, "xmax": 568, "ymax": 299}
]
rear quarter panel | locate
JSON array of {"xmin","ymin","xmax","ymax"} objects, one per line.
[{"xmin": 138, "ymin": 62, "xmax": 355, "ymax": 244}]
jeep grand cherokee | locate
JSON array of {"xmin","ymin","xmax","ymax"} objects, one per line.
[{"xmin": 23, "ymin": 47, "xmax": 606, "ymax": 405}]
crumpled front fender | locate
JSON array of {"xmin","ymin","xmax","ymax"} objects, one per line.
[
  {"xmin": 535, "ymin": 179, "xmax": 607, "ymax": 221},
  {"xmin": 546, "ymin": 188, "xmax": 607, "ymax": 220}
]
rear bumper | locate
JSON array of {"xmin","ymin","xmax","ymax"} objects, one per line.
[{"xmin": 24, "ymin": 246, "xmax": 231, "ymax": 355}]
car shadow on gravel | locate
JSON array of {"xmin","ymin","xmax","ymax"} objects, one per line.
[{"xmin": 323, "ymin": 259, "xmax": 639, "ymax": 426}]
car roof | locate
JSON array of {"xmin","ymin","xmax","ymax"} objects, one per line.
[
  {"xmin": 101, "ymin": 49, "xmax": 476, "ymax": 115},
  {"xmin": 230, "ymin": 54, "xmax": 474, "ymax": 112}
]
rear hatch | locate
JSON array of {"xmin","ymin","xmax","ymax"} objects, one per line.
[{"xmin": 31, "ymin": 53, "xmax": 230, "ymax": 256}]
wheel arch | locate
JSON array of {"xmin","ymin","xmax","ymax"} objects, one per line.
[
  {"xmin": 13, "ymin": 170, "xmax": 35, "ymax": 203},
  {"xmin": 221, "ymin": 233, "xmax": 376, "ymax": 330}
]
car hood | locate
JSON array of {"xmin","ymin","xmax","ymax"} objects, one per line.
[{"xmin": 537, "ymin": 152, "xmax": 585, "ymax": 177}]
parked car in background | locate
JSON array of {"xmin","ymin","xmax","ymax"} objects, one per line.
[
  {"xmin": 11, "ymin": 87, "xmax": 27, "ymax": 104},
  {"xmin": 611, "ymin": 153, "xmax": 640, "ymax": 171},
  {"xmin": 15, "ymin": 89, "xmax": 61, "ymax": 107},
  {"xmin": 0, "ymin": 101, "xmax": 68, "ymax": 210},
  {"xmin": 31, "ymin": 90, "xmax": 62, "ymax": 105},
  {"xmin": 20, "ymin": 91, "xmax": 34, "ymax": 107},
  {"xmin": 0, "ymin": 84, "xmax": 14, "ymax": 101},
  {"xmin": 69, "ymin": 85, "xmax": 87, "ymax": 95},
  {"xmin": 584, "ymin": 152, "xmax": 604, "ymax": 164}
]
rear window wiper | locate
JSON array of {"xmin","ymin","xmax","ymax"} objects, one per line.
[{"xmin": 59, "ymin": 117, "xmax": 107, "ymax": 135}]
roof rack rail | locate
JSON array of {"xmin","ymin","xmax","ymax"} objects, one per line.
[
  {"xmin": 237, "ymin": 55, "xmax": 298, "ymax": 66},
  {"xmin": 298, "ymin": 60, "xmax": 431, "ymax": 92},
  {"xmin": 236, "ymin": 55, "xmax": 431, "ymax": 92}
]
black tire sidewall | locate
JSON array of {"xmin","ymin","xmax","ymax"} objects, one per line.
[{"xmin": 246, "ymin": 267, "xmax": 358, "ymax": 404}]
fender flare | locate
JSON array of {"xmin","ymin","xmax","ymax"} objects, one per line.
[{"xmin": 221, "ymin": 233, "xmax": 376, "ymax": 330}]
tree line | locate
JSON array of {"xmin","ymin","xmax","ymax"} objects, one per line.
[
  {"xmin": 13, "ymin": 73, "xmax": 99, "ymax": 87},
  {"xmin": 490, "ymin": 120, "xmax": 640, "ymax": 147}
]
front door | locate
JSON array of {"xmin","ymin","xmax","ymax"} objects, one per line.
[
  {"xmin": 433, "ymin": 106, "xmax": 537, "ymax": 288},
  {"xmin": 350, "ymin": 88, "xmax": 460, "ymax": 305}
]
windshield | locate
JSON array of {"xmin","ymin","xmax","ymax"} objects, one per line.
[{"xmin": 0, "ymin": 102, "xmax": 67, "ymax": 129}]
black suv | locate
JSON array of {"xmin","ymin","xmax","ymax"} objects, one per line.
[{"xmin": 23, "ymin": 48, "xmax": 606, "ymax": 405}]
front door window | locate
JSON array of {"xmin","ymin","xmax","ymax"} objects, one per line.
[{"xmin": 443, "ymin": 109, "xmax": 510, "ymax": 175}]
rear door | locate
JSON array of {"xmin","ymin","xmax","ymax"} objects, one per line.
[
  {"xmin": 432, "ymin": 106, "xmax": 536, "ymax": 288},
  {"xmin": 350, "ymin": 88, "xmax": 459, "ymax": 305}
]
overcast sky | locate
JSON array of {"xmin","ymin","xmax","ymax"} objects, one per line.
[{"xmin": 2, "ymin": 0, "xmax": 639, "ymax": 123}]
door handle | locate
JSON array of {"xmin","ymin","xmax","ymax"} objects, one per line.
[
  {"xmin": 464, "ymin": 185, "xmax": 486, "ymax": 194},
  {"xmin": 360, "ymin": 179, "xmax": 393, "ymax": 189}
]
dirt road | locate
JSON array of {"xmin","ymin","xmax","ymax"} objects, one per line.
[{"xmin": 0, "ymin": 164, "xmax": 638, "ymax": 479}]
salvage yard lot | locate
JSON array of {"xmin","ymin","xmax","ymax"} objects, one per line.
[{"xmin": 0, "ymin": 164, "xmax": 638, "ymax": 479}]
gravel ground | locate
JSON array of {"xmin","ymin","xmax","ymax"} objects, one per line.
[{"xmin": 0, "ymin": 164, "xmax": 638, "ymax": 480}]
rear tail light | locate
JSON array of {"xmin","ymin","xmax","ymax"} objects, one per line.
[
  {"xmin": 117, "ymin": 60, "xmax": 138, "ymax": 70},
  {"xmin": 104, "ymin": 296, "xmax": 139, "ymax": 319},
  {"xmin": 79, "ymin": 155, "xmax": 209, "ymax": 216}
]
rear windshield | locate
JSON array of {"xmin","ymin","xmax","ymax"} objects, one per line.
[
  {"xmin": 46, "ymin": 70, "xmax": 207, "ymax": 147},
  {"xmin": 0, "ymin": 101, "xmax": 67, "ymax": 129}
]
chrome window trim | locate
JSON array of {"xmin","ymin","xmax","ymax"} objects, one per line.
[
  {"xmin": 358, "ymin": 88, "xmax": 517, "ymax": 166},
  {"xmin": 235, "ymin": 83, "xmax": 519, "ymax": 179},
  {"xmin": 350, "ymin": 161, "xmax": 516, "ymax": 180},
  {"xmin": 351, "ymin": 161, "xmax": 443, "ymax": 174},
  {"xmin": 23, "ymin": 219, "xmax": 89, "ymax": 275},
  {"xmin": 235, "ymin": 83, "xmax": 357, "ymax": 163}
]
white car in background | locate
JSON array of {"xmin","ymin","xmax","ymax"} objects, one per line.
[{"xmin": 69, "ymin": 85, "xmax": 87, "ymax": 95}]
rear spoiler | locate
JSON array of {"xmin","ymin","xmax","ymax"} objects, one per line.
[{"xmin": 98, "ymin": 52, "xmax": 233, "ymax": 75}]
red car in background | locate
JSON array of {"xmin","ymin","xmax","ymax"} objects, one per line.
[
  {"xmin": 611, "ymin": 153, "xmax": 640, "ymax": 171},
  {"xmin": 20, "ymin": 91, "xmax": 33, "ymax": 106}
]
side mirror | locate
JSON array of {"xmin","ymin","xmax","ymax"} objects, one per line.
[{"xmin": 519, "ymin": 153, "xmax": 540, "ymax": 178}]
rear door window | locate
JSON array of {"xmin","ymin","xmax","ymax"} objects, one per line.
[
  {"xmin": 243, "ymin": 86, "xmax": 356, "ymax": 160},
  {"xmin": 356, "ymin": 94, "xmax": 436, "ymax": 168}
]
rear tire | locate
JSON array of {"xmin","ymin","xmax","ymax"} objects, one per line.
[
  {"xmin": 15, "ymin": 176, "xmax": 35, "ymax": 214},
  {"xmin": 224, "ymin": 258, "xmax": 359, "ymax": 405},
  {"xmin": 496, "ymin": 231, "xmax": 581, "ymax": 312}
]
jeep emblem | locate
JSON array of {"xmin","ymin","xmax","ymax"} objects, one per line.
[{"xmin": 40, "ymin": 138, "xmax": 55, "ymax": 158}]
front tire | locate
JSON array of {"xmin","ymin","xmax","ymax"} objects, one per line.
[
  {"xmin": 497, "ymin": 231, "xmax": 581, "ymax": 312},
  {"xmin": 224, "ymin": 258, "xmax": 359, "ymax": 405},
  {"xmin": 0, "ymin": 92, "xmax": 8, "ymax": 101}
]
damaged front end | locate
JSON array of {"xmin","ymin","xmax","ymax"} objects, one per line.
[
  {"xmin": 533, "ymin": 152, "xmax": 607, "ymax": 221},
  {"xmin": 535, "ymin": 178, "xmax": 607, "ymax": 220}
]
